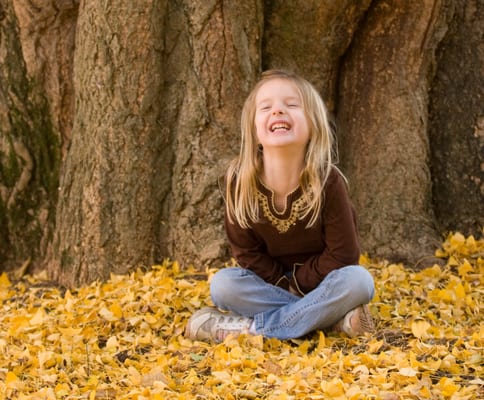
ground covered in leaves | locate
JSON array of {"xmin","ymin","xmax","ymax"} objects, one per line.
[{"xmin": 0, "ymin": 232, "xmax": 483, "ymax": 399}]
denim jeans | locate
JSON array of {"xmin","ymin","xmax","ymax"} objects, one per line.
[{"xmin": 210, "ymin": 265, "xmax": 375, "ymax": 340}]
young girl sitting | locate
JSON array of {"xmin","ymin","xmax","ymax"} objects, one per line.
[{"xmin": 185, "ymin": 70, "xmax": 375, "ymax": 342}]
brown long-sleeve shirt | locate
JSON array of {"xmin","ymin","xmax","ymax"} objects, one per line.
[{"xmin": 224, "ymin": 168, "xmax": 360, "ymax": 293}]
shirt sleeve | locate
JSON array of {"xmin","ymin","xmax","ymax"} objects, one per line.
[
  {"xmin": 224, "ymin": 213, "xmax": 285, "ymax": 285},
  {"xmin": 294, "ymin": 169, "xmax": 361, "ymax": 293}
]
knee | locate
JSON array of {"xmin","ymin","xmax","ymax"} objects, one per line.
[
  {"xmin": 343, "ymin": 266, "xmax": 375, "ymax": 303},
  {"xmin": 210, "ymin": 268, "xmax": 245, "ymax": 308}
]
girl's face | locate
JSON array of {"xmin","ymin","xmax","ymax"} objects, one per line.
[{"xmin": 254, "ymin": 78, "xmax": 310, "ymax": 152}]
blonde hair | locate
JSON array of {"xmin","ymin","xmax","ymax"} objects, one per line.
[{"xmin": 226, "ymin": 69, "xmax": 336, "ymax": 228}]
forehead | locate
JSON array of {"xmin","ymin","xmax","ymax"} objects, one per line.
[{"xmin": 255, "ymin": 78, "xmax": 301, "ymax": 103}]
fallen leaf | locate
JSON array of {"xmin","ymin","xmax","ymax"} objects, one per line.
[{"xmin": 411, "ymin": 320, "xmax": 430, "ymax": 339}]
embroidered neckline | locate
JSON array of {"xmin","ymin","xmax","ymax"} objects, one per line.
[{"xmin": 256, "ymin": 187, "xmax": 305, "ymax": 233}]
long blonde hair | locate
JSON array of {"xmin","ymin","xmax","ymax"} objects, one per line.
[{"xmin": 226, "ymin": 70, "xmax": 336, "ymax": 228}]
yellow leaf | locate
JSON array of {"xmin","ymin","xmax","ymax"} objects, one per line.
[
  {"xmin": 298, "ymin": 340, "xmax": 311, "ymax": 355},
  {"xmin": 235, "ymin": 389, "xmax": 259, "ymax": 399},
  {"xmin": 454, "ymin": 283, "xmax": 466, "ymax": 298},
  {"xmin": 435, "ymin": 247, "xmax": 447, "ymax": 257},
  {"xmin": 40, "ymin": 373, "xmax": 58, "ymax": 384},
  {"xmin": 368, "ymin": 340, "xmax": 384, "ymax": 353},
  {"xmin": 441, "ymin": 355, "xmax": 459, "ymax": 373},
  {"xmin": 144, "ymin": 315, "xmax": 158, "ymax": 324},
  {"xmin": 8, "ymin": 315, "xmax": 29, "ymax": 336},
  {"xmin": 437, "ymin": 289, "xmax": 453, "ymax": 302},
  {"xmin": 420, "ymin": 264, "xmax": 442, "ymax": 278},
  {"xmin": 0, "ymin": 231, "xmax": 481, "ymax": 398},
  {"xmin": 316, "ymin": 331, "xmax": 326, "ymax": 352},
  {"xmin": 448, "ymin": 256, "xmax": 459, "ymax": 266},
  {"xmin": 419, "ymin": 386, "xmax": 432, "ymax": 397},
  {"xmin": 267, "ymin": 374, "xmax": 281, "ymax": 384},
  {"xmin": 30, "ymin": 308, "xmax": 46, "ymax": 326},
  {"xmin": 38, "ymin": 351, "xmax": 56, "ymax": 369},
  {"xmin": 58, "ymin": 326, "xmax": 83, "ymax": 337},
  {"xmin": 458, "ymin": 260, "xmax": 473, "ymax": 276},
  {"xmin": 280, "ymin": 379, "xmax": 296, "ymax": 392},
  {"xmin": 6, "ymin": 371, "xmax": 18, "ymax": 383},
  {"xmin": 172, "ymin": 260, "xmax": 180, "ymax": 274},
  {"xmin": 0, "ymin": 272, "xmax": 11, "ymax": 287},
  {"xmin": 55, "ymin": 383, "xmax": 70, "ymax": 396},
  {"xmin": 353, "ymin": 365, "xmax": 369, "ymax": 375},
  {"xmin": 398, "ymin": 367, "xmax": 418, "ymax": 377},
  {"xmin": 99, "ymin": 307, "xmax": 117, "ymax": 321},
  {"xmin": 141, "ymin": 367, "xmax": 169, "ymax": 387},
  {"xmin": 262, "ymin": 360, "xmax": 283, "ymax": 375},
  {"xmin": 105, "ymin": 336, "xmax": 119, "ymax": 350},
  {"xmin": 128, "ymin": 366, "xmax": 141, "ymax": 385},
  {"xmin": 382, "ymin": 394, "xmax": 399, "ymax": 400},
  {"xmin": 109, "ymin": 303, "xmax": 123, "ymax": 319},
  {"xmin": 411, "ymin": 320, "xmax": 430, "ymax": 339},
  {"xmin": 320, "ymin": 378, "xmax": 345, "ymax": 396},
  {"xmin": 94, "ymin": 389, "xmax": 117, "ymax": 399},
  {"xmin": 359, "ymin": 254, "xmax": 371, "ymax": 265},
  {"xmin": 211, "ymin": 370, "xmax": 232, "ymax": 383},
  {"xmin": 439, "ymin": 377, "xmax": 459, "ymax": 396},
  {"xmin": 450, "ymin": 232, "xmax": 466, "ymax": 247},
  {"xmin": 5, "ymin": 371, "xmax": 19, "ymax": 388}
]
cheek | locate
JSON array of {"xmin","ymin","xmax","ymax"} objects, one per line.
[
  {"xmin": 299, "ymin": 116, "xmax": 310, "ymax": 137},
  {"xmin": 254, "ymin": 127, "xmax": 264, "ymax": 143},
  {"xmin": 254, "ymin": 116, "xmax": 266, "ymax": 134}
]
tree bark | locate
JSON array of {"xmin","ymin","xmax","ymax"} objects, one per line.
[
  {"xmin": 429, "ymin": 0, "xmax": 484, "ymax": 235},
  {"xmin": 2, "ymin": 0, "xmax": 483, "ymax": 285},
  {"xmin": 49, "ymin": 0, "xmax": 169, "ymax": 286},
  {"xmin": 262, "ymin": 0, "xmax": 371, "ymax": 112},
  {"xmin": 12, "ymin": 0, "xmax": 78, "ymax": 156},
  {"xmin": 0, "ymin": 0, "xmax": 61, "ymax": 272},
  {"xmin": 158, "ymin": 0, "xmax": 263, "ymax": 266},
  {"xmin": 337, "ymin": 0, "xmax": 455, "ymax": 263}
]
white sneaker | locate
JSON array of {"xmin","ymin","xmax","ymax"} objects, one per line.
[
  {"xmin": 185, "ymin": 307, "xmax": 253, "ymax": 343},
  {"xmin": 332, "ymin": 304, "xmax": 375, "ymax": 337}
]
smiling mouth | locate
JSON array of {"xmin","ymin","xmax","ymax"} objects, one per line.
[{"xmin": 270, "ymin": 122, "xmax": 290, "ymax": 132}]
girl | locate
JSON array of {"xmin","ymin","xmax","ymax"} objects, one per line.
[{"xmin": 185, "ymin": 70, "xmax": 375, "ymax": 343}]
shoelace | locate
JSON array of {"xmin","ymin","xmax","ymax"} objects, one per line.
[
  {"xmin": 359, "ymin": 308, "xmax": 375, "ymax": 332},
  {"xmin": 214, "ymin": 315, "xmax": 250, "ymax": 342}
]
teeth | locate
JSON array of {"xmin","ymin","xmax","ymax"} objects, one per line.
[{"xmin": 271, "ymin": 123, "xmax": 290, "ymax": 132}]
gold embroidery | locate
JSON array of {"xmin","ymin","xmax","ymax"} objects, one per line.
[{"xmin": 257, "ymin": 190, "xmax": 305, "ymax": 233}]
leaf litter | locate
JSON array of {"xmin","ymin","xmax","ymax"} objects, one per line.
[{"xmin": 0, "ymin": 231, "xmax": 482, "ymax": 399}]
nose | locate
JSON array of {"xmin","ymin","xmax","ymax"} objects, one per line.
[{"xmin": 272, "ymin": 109, "xmax": 284, "ymax": 115}]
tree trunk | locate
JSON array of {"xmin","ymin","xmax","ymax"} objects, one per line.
[
  {"xmin": 48, "ymin": 0, "xmax": 169, "ymax": 286},
  {"xmin": 2, "ymin": 0, "xmax": 483, "ymax": 285},
  {"xmin": 429, "ymin": 0, "xmax": 484, "ymax": 235},
  {"xmin": 0, "ymin": 0, "xmax": 63, "ymax": 272},
  {"xmin": 158, "ymin": 0, "xmax": 263, "ymax": 266},
  {"xmin": 337, "ymin": 0, "xmax": 455, "ymax": 264}
]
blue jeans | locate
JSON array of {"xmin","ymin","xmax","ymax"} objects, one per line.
[{"xmin": 210, "ymin": 265, "xmax": 375, "ymax": 340}]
